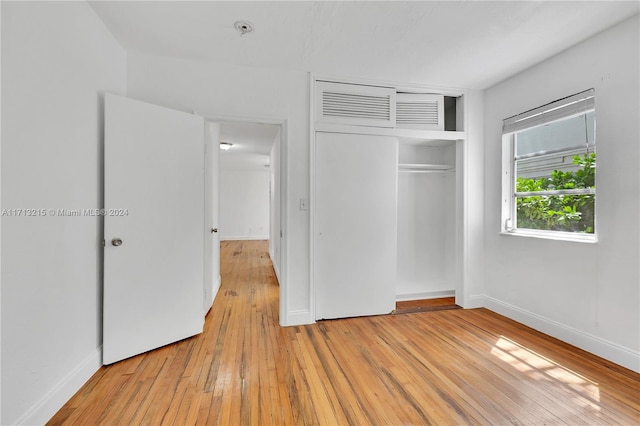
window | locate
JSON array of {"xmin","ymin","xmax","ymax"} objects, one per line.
[{"xmin": 501, "ymin": 89, "xmax": 596, "ymax": 241}]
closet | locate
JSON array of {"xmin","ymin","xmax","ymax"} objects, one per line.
[{"xmin": 312, "ymin": 78, "xmax": 464, "ymax": 321}]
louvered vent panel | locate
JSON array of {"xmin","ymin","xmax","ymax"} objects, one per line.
[
  {"xmin": 397, "ymin": 101, "xmax": 439, "ymax": 125},
  {"xmin": 315, "ymin": 81, "xmax": 396, "ymax": 128},
  {"xmin": 396, "ymin": 93, "xmax": 444, "ymax": 130},
  {"xmin": 322, "ymin": 92, "xmax": 391, "ymax": 120}
]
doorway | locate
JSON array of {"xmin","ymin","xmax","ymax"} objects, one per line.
[{"xmin": 206, "ymin": 119, "xmax": 285, "ymax": 315}]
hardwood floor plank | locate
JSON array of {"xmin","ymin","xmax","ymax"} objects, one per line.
[
  {"xmin": 397, "ymin": 296, "xmax": 456, "ymax": 308},
  {"xmin": 395, "ymin": 297, "xmax": 460, "ymax": 314},
  {"xmin": 48, "ymin": 240, "xmax": 640, "ymax": 425}
]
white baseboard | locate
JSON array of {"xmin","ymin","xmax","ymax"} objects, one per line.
[
  {"xmin": 465, "ymin": 294, "xmax": 486, "ymax": 309},
  {"xmin": 471, "ymin": 294, "xmax": 640, "ymax": 373},
  {"xmin": 396, "ymin": 290, "xmax": 455, "ymax": 302},
  {"xmin": 281, "ymin": 309, "xmax": 314, "ymax": 326},
  {"xmin": 220, "ymin": 235, "xmax": 269, "ymax": 241},
  {"xmin": 16, "ymin": 347, "xmax": 102, "ymax": 425}
]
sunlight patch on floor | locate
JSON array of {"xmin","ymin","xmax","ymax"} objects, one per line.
[{"xmin": 491, "ymin": 336, "xmax": 601, "ymax": 409}]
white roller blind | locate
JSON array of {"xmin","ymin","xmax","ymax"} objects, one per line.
[{"xmin": 503, "ymin": 89, "xmax": 595, "ymax": 134}]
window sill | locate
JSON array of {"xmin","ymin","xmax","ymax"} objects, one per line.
[{"xmin": 500, "ymin": 229, "xmax": 597, "ymax": 243}]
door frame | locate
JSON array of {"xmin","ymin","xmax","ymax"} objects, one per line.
[
  {"xmin": 204, "ymin": 122, "xmax": 220, "ymax": 314},
  {"xmin": 203, "ymin": 113, "xmax": 289, "ymax": 325}
]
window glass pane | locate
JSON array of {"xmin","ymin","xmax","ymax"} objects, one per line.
[
  {"xmin": 516, "ymin": 194, "xmax": 595, "ymax": 233},
  {"xmin": 516, "ymin": 150, "xmax": 594, "ymax": 182},
  {"xmin": 516, "ymin": 111, "xmax": 594, "ymax": 157},
  {"xmin": 515, "ymin": 109, "xmax": 596, "ymax": 184}
]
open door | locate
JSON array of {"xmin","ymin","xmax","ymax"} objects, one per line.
[{"xmin": 103, "ymin": 94, "xmax": 205, "ymax": 365}]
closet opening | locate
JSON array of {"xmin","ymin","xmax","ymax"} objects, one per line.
[{"xmin": 396, "ymin": 139, "xmax": 458, "ymax": 311}]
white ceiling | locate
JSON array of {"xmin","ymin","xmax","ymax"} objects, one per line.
[
  {"xmin": 89, "ymin": 1, "xmax": 638, "ymax": 164},
  {"xmin": 91, "ymin": 1, "xmax": 638, "ymax": 89},
  {"xmin": 218, "ymin": 122, "xmax": 279, "ymax": 169}
]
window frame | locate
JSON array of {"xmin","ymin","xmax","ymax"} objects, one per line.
[{"xmin": 501, "ymin": 90, "xmax": 597, "ymax": 243}]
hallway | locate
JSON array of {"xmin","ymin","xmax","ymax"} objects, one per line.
[{"xmin": 49, "ymin": 240, "xmax": 640, "ymax": 425}]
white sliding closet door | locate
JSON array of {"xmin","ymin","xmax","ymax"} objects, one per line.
[{"xmin": 314, "ymin": 132, "xmax": 398, "ymax": 320}]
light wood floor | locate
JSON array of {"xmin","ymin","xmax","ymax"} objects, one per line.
[{"xmin": 49, "ymin": 240, "xmax": 640, "ymax": 425}]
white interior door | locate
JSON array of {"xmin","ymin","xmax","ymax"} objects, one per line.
[
  {"xmin": 314, "ymin": 132, "xmax": 398, "ymax": 320},
  {"xmin": 103, "ymin": 94, "xmax": 205, "ymax": 365},
  {"xmin": 204, "ymin": 122, "xmax": 221, "ymax": 313}
]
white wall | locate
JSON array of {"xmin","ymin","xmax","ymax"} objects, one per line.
[
  {"xmin": 126, "ymin": 53, "xmax": 311, "ymax": 324},
  {"xmin": 1, "ymin": 2, "xmax": 127, "ymax": 424},
  {"xmin": 219, "ymin": 169, "xmax": 270, "ymax": 241},
  {"xmin": 459, "ymin": 90, "xmax": 486, "ymax": 307},
  {"xmin": 480, "ymin": 15, "xmax": 639, "ymax": 371}
]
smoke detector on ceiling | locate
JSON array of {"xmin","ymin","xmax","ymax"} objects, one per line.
[{"xmin": 234, "ymin": 21, "xmax": 254, "ymax": 36}]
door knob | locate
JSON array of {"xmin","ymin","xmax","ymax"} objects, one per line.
[
  {"xmin": 111, "ymin": 238, "xmax": 123, "ymax": 246},
  {"xmin": 211, "ymin": 228, "xmax": 218, "ymax": 233}
]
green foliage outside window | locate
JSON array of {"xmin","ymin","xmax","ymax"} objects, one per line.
[{"xmin": 516, "ymin": 152, "xmax": 595, "ymax": 233}]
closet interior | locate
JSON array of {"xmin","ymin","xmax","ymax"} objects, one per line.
[{"xmin": 396, "ymin": 139, "xmax": 457, "ymax": 302}]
